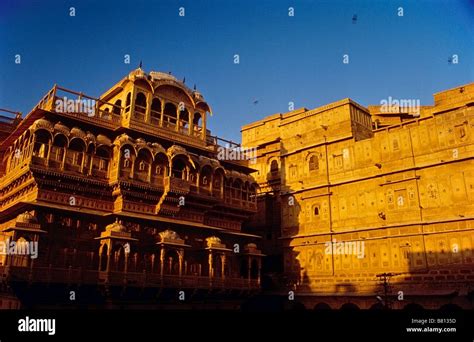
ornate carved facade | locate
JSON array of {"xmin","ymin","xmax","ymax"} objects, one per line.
[
  {"xmin": 242, "ymin": 83, "xmax": 474, "ymax": 310},
  {"xmin": 0, "ymin": 68, "xmax": 263, "ymax": 309}
]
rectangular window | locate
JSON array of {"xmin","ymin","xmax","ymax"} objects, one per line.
[{"xmin": 334, "ymin": 155, "xmax": 343, "ymax": 169}]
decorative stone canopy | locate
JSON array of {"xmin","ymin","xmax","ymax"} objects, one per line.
[
  {"xmin": 127, "ymin": 68, "xmax": 210, "ymax": 109},
  {"xmin": 128, "ymin": 67, "xmax": 147, "ymax": 80},
  {"xmin": 85, "ymin": 131, "xmax": 96, "ymax": 144},
  {"xmin": 243, "ymin": 243, "xmax": 264, "ymax": 256},
  {"xmin": 96, "ymin": 134, "xmax": 112, "ymax": 146},
  {"xmin": 31, "ymin": 118, "xmax": 53, "ymax": 132},
  {"xmin": 149, "ymin": 71, "xmax": 178, "ymax": 82},
  {"xmin": 105, "ymin": 219, "xmax": 127, "ymax": 232},
  {"xmin": 70, "ymin": 127, "xmax": 86, "ymax": 140},
  {"xmin": 16, "ymin": 211, "xmax": 38, "ymax": 225},
  {"xmin": 53, "ymin": 121, "xmax": 70, "ymax": 136},
  {"xmin": 205, "ymin": 236, "xmax": 231, "ymax": 252},
  {"xmin": 3, "ymin": 211, "xmax": 46, "ymax": 234},
  {"xmin": 96, "ymin": 218, "xmax": 137, "ymax": 242},
  {"xmin": 157, "ymin": 229, "xmax": 190, "ymax": 248}
]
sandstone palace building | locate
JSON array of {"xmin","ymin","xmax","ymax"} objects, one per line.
[
  {"xmin": 243, "ymin": 83, "xmax": 474, "ymax": 309},
  {"xmin": 1, "ymin": 69, "xmax": 473, "ymax": 310},
  {"xmin": 0, "ymin": 68, "xmax": 263, "ymax": 309}
]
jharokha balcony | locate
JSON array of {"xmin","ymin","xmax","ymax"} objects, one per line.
[
  {"xmin": 0, "ymin": 69, "xmax": 261, "ymax": 303},
  {"xmin": 0, "ymin": 71, "xmax": 257, "ymax": 218}
]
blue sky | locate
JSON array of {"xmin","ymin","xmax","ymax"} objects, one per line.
[{"xmin": 1, "ymin": 0, "xmax": 473, "ymax": 142}]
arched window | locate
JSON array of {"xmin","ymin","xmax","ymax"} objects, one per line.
[
  {"xmin": 152, "ymin": 153, "xmax": 168, "ymax": 179},
  {"xmin": 180, "ymin": 109, "xmax": 189, "ymax": 133},
  {"xmin": 123, "ymin": 159, "xmax": 130, "ymax": 168},
  {"xmin": 135, "ymin": 149, "xmax": 152, "ymax": 182},
  {"xmin": 68, "ymin": 138, "xmax": 85, "ymax": 167},
  {"xmin": 125, "ymin": 93, "xmax": 131, "ymax": 113},
  {"xmin": 135, "ymin": 93, "xmax": 146, "ymax": 111},
  {"xmin": 193, "ymin": 112, "xmax": 202, "ymax": 136},
  {"xmin": 309, "ymin": 155, "xmax": 318, "ymax": 171},
  {"xmin": 51, "ymin": 134, "xmax": 68, "ymax": 164},
  {"xmin": 113, "ymin": 100, "xmax": 122, "ymax": 115},
  {"xmin": 314, "ymin": 206, "xmax": 320, "ymax": 216},
  {"xmin": 151, "ymin": 98, "xmax": 162, "ymax": 124},
  {"xmin": 32, "ymin": 130, "xmax": 51, "ymax": 160},
  {"xmin": 200, "ymin": 165, "xmax": 213, "ymax": 193},
  {"xmin": 135, "ymin": 92, "xmax": 147, "ymax": 120},
  {"xmin": 270, "ymin": 160, "xmax": 278, "ymax": 175},
  {"xmin": 164, "ymin": 103, "xmax": 177, "ymax": 127},
  {"xmin": 171, "ymin": 158, "xmax": 187, "ymax": 179},
  {"xmin": 193, "ymin": 113, "xmax": 202, "ymax": 127}
]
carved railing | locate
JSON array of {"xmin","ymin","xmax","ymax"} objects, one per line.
[
  {"xmin": 1, "ymin": 266, "xmax": 260, "ymax": 290},
  {"xmin": 165, "ymin": 176, "xmax": 190, "ymax": 194},
  {"xmin": 37, "ymin": 86, "xmax": 122, "ymax": 129}
]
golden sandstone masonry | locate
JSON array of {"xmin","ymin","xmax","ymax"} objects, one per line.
[
  {"xmin": 242, "ymin": 83, "xmax": 474, "ymax": 310},
  {"xmin": 0, "ymin": 69, "xmax": 263, "ymax": 309},
  {"xmin": 0, "ymin": 71, "xmax": 473, "ymax": 310}
]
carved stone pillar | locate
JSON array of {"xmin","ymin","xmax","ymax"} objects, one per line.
[
  {"xmin": 124, "ymin": 251, "xmax": 129, "ymax": 273},
  {"xmin": 247, "ymin": 256, "xmax": 251, "ymax": 282},
  {"xmin": 175, "ymin": 106, "xmax": 180, "ymax": 132},
  {"xmin": 145, "ymin": 92, "xmax": 152, "ymax": 123},
  {"xmin": 105, "ymin": 243, "xmax": 112, "ymax": 273},
  {"xmin": 220, "ymin": 254, "xmax": 226, "ymax": 279},
  {"xmin": 188, "ymin": 112, "xmax": 194, "ymax": 135},
  {"xmin": 208, "ymin": 251, "xmax": 213, "ymax": 279},
  {"xmin": 160, "ymin": 101, "xmax": 165, "ymax": 127},
  {"xmin": 178, "ymin": 249, "xmax": 184, "ymax": 277},
  {"xmin": 202, "ymin": 113, "xmax": 207, "ymax": 141},
  {"xmin": 160, "ymin": 246, "xmax": 165, "ymax": 277},
  {"xmin": 257, "ymin": 258, "xmax": 262, "ymax": 285}
]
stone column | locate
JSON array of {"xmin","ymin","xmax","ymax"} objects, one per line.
[
  {"xmin": 178, "ymin": 249, "xmax": 184, "ymax": 277},
  {"xmin": 98, "ymin": 245, "xmax": 103, "ymax": 271},
  {"xmin": 160, "ymin": 101, "xmax": 165, "ymax": 127},
  {"xmin": 124, "ymin": 251, "xmax": 129, "ymax": 273},
  {"xmin": 247, "ymin": 256, "xmax": 251, "ymax": 282},
  {"xmin": 129, "ymin": 86, "xmax": 137, "ymax": 121},
  {"xmin": 105, "ymin": 242, "xmax": 112, "ymax": 273},
  {"xmin": 220, "ymin": 254, "xmax": 226, "ymax": 279},
  {"xmin": 208, "ymin": 251, "xmax": 213, "ymax": 279},
  {"xmin": 80, "ymin": 151, "xmax": 85, "ymax": 173},
  {"xmin": 46, "ymin": 142, "xmax": 52, "ymax": 166},
  {"xmin": 151, "ymin": 253, "xmax": 155, "ymax": 273},
  {"xmin": 160, "ymin": 246, "xmax": 165, "ymax": 278},
  {"xmin": 60, "ymin": 147, "xmax": 67, "ymax": 171},
  {"xmin": 188, "ymin": 112, "xmax": 194, "ymax": 136},
  {"xmin": 145, "ymin": 92, "xmax": 152, "ymax": 123},
  {"xmin": 176, "ymin": 106, "xmax": 181, "ymax": 132},
  {"xmin": 147, "ymin": 163, "xmax": 152, "ymax": 182},
  {"xmin": 88, "ymin": 155, "xmax": 94, "ymax": 176},
  {"xmin": 129, "ymin": 155, "xmax": 135, "ymax": 179},
  {"xmin": 257, "ymin": 258, "xmax": 262, "ymax": 285},
  {"xmin": 202, "ymin": 113, "xmax": 207, "ymax": 141}
]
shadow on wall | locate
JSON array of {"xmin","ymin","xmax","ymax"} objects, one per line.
[
  {"xmin": 246, "ymin": 138, "xmax": 474, "ymax": 311},
  {"xmin": 311, "ymin": 250, "xmax": 474, "ymax": 311}
]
